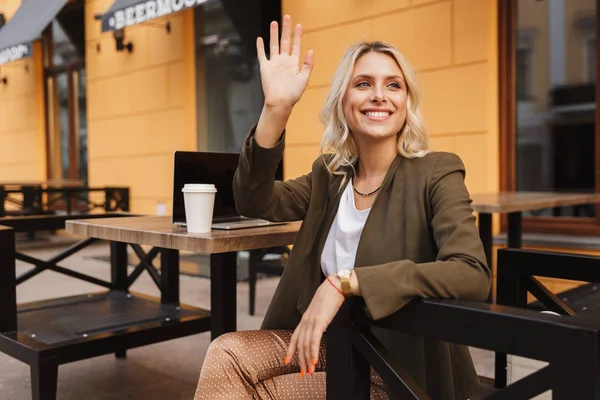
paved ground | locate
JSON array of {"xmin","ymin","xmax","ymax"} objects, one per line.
[{"xmin": 0, "ymin": 240, "xmax": 494, "ymax": 399}]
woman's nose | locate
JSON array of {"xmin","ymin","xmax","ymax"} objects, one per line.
[{"xmin": 371, "ymin": 86, "xmax": 385, "ymax": 102}]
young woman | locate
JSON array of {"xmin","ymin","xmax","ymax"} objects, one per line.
[{"xmin": 195, "ymin": 15, "xmax": 491, "ymax": 400}]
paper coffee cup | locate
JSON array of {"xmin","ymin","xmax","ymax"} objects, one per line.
[{"xmin": 182, "ymin": 184, "xmax": 217, "ymax": 233}]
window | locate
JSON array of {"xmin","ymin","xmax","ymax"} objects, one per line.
[
  {"xmin": 584, "ymin": 35, "xmax": 596, "ymax": 82},
  {"xmin": 194, "ymin": 0, "xmax": 280, "ymax": 153},
  {"xmin": 516, "ymin": 47, "xmax": 532, "ymax": 100},
  {"xmin": 503, "ymin": 0, "xmax": 600, "ymax": 236},
  {"xmin": 516, "ymin": 29, "xmax": 534, "ymax": 101},
  {"xmin": 578, "ymin": 16, "xmax": 596, "ymax": 83}
]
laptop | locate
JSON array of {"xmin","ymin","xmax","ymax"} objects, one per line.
[{"xmin": 172, "ymin": 150, "xmax": 285, "ymax": 230}]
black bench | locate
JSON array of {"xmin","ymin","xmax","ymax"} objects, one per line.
[{"xmin": 0, "ymin": 213, "xmax": 211, "ymax": 400}]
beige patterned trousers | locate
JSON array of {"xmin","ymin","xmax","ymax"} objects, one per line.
[{"xmin": 194, "ymin": 329, "xmax": 388, "ymax": 399}]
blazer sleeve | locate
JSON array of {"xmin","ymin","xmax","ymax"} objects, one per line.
[
  {"xmin": 233, "ymin": 126, "xmax": 312, "ymax": 222},
  {"xmin": 354, "ymin": 153, "xmax": 491, "ymax": 320}
]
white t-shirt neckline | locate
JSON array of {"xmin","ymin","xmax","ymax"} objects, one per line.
[{"xmin": 320, "ymin": 181, "xmax": 372, "ymax": 277}]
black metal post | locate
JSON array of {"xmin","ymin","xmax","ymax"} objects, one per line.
[
  {"xmin": 0, "ymin": 226, "xmax": 17, "ymax": 333},
  {"xmin": 327, "ymin": 301, "xmax": 355, "ymax": 400},
  {"xmin": 495, "ymin": 250, "xmax": 528, "ymax": 389},
  {"xmin": 110, "ymin": 241, "xmax": 128, "ymax": 291},
  {"xmin": 122, "ymin": 188, "xmax": 130, "ymax": 211},
  {"xmin": 65, "ymin": 189, "xmax": 73, "ymax": 214},
  {"xmin": 0, "ymin": 185, "xmax": 5, "ymax": 217},
  {"xmin": 104, "ymin": 189, "xmax": 113, "ymax": 211},
  {"xmin": 248, "ymin": 250, "xmax": 259, "ymax": 315},
  {"xmin": 22, "ymin": 185, "xmax": 37, "ymax": 239},
  {"xmin": 507, "ymin": 212, "xmax": 522, "ymax": 248},
  {"xmin": 326, "ymin": 301, "xmax": 371, "ymax": 400},
  {"xmin": 160, "ymin": 248, "xmax": 180, "ymax": 305},
  {"xmin": 478, "ymin": 213, "xmax": 493, "ymax": 269},
  {"xmin": 210, "ymin": 252, "xmax": 237, "ymax": 340},
  {"xmin": 22, "ymin": 185, "xmax": 35, "ymax": 213}
]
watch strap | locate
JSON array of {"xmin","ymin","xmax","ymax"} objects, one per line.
[{"xmin": 339, "ymin": 273, "xmax": 352, "ymax": 297}]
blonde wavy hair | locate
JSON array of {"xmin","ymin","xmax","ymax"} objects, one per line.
[{"xmin": 319, "ymin": 41, "xmax": 430, "ymax": 179}]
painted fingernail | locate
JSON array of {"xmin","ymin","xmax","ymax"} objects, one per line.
[
  {"xmin": 300, "ymin": 369, "xmax": 305, "ymax": 377},
  {"xmin": 284, "ymin": 356, "xmax": 290, "ymax": 365},
  {"xmin": 312, "ymin": 358, "xmax": 317, "ymax": 365},
  {"xmin": 308, "ymin": 367, "xmax": 313, "ymax": 374}
]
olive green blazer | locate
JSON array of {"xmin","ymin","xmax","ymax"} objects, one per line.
[{"xmin": 233, "ymin": 129, "xmax": 491, "ymax": 400}]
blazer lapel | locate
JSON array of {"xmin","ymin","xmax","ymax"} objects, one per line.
[{"xmin": 354, "ymin": 155, "xmax": 404, "ymax": 268}]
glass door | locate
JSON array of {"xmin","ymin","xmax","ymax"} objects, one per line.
[
  {"xmin": 48, "ymin": 66, "xmax": 87, "ymax": 182},
  {"xmin": 44, "ymin": 3, "xmax": 87, "ymax": 184},
  {"xmin": 503, "ymin": 0, "xmax": 600, "ymax": 235}
]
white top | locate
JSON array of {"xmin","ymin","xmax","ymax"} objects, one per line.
[{"xmin": 321, "ymin": 181, "xmax": 372, "ymax": 277}]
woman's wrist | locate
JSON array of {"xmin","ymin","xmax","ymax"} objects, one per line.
[
  {"xmin": 255, "ymin": 106, "xmax": 292, "ymax": 148},
  {"xmin": 327, "ymin": 271, "xmax": 361, "ymax": 297},
  {"xmin": 326, "ymin": 275, "xmax": 345, "ymax": 300}
]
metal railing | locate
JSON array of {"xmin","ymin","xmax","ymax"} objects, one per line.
[
  {"xmin": 326, "ymin": 248, "xmax": 600, "ymax": 399},
  {"xmin": 0, "ymin": 186, "xmax": 129, "ymax": 217}
]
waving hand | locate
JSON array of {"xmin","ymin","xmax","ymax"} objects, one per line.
[{"xmin": 257, "ymin": 15, "xmax": 314, "ymax": 112}]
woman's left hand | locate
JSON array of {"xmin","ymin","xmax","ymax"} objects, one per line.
[{"xmin": 285, "ymin": 277, "xmax": 345, "ymax": 376}]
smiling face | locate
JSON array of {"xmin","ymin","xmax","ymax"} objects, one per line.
[{"xmin": 342, "ymin": 51, "xmax": 408, "ymax": 146}]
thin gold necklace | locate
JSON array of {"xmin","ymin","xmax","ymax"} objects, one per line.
[{"xmin": 352, "ymin": 178, "xmax": 382, "ymax": 197}]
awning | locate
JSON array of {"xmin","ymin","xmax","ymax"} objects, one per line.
[
  {"xmin": 101, "ymin": 0, "xmax": 207, "ymax": 32},
  {"xmin": 0, "ymin": 0, "xmax": 69, "ymax": 65}
]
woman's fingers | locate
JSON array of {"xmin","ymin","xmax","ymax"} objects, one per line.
[
  {"xmin": 280, "ymin": 15, "xmax": 292, "ymax": 55},
  {"xmin": 302, "ymin": 319, "xmax": 315, "ymax": 374},
  {"xmin": 310, "ymin": 324, "xmax": 322, "ymax": 368},
  {"xmin": 256, "ymin": 37, "xmax": 267, "ymax": 65},
  {"xmin": 297, "ymin": 322, "xmax": 308, "ymax": 376},
  {"xmin": 269, "ymin": 20, "xmax": 279, "ymax": 56},
  {"xmin": 285, "ymin": 327, "xmax": 299, "ymax": 366},
  {"xmin": 300, "ymin": 49, "xmax": 314, "ymax": 81},
  {"xmin": 291, "ymin": 23, "xmax": 302, "ymax": 58}
]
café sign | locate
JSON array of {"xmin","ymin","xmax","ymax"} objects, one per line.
[
  {"xmin": 0, "ymin": 43, "xmax": 30, "ymax": 65},
  {"xmin": 102, "ymin": 0, "xmax": 208, "ymax": 32}
]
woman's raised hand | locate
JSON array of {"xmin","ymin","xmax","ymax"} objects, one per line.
[{"xmin": 257, "ymin": 15, "xmax": 314, "ymax": 112}]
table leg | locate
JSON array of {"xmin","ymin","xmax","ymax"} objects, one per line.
[
  {"xmin": 110, "ymin": 242, "xmax": 128, "ymax": 291},
  {"xmin": 0, "ymin": 226, "xmax": 16, "ymax": 333},
  {"xmin": 161, "ymin": 249, "xmax": 180, "ymax": 305},
  {"xmin": 110, "ymin": 241, "xmax": 129, "ymax": 359},
  {"xmin": 507, "ymin": 212, "xmax": 523, "ymax": 248},
  {"xmin": 478, "ymin": 213, "xmax": 493, "ymax": 268},
  {"xmin": 210, "ymin": 252, "xmax": 237, "ymax": 340}
]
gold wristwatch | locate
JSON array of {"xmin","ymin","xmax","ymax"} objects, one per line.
[{"xmin": 336, "ymin": 268, "xmax": 353, "ymax": 297}]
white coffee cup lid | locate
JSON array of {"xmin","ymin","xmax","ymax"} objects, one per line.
[{"xmin": 182, "ymin": 183, "xmax": 217, "ymax": 193}]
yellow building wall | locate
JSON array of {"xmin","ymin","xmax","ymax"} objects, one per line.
[
  {"xmin": 282, "ymin": 0, "xmax": 499, "ymax": 199},
  {"xmin": 0, "ymin": 0, "xmax": 46, "ymax": 183},
  {"xmin": 85, "ymin": 0, "xmax": 197, "ymax": 215}
]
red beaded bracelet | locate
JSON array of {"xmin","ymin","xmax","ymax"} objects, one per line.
[{"xmin": 326, "ymin": 276, "xmax": 345, "ymax": 299}]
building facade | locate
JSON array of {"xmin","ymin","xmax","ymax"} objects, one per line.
[{"xmin": 0, "ymin": 0, "xmax": 596, "ymax": 241}]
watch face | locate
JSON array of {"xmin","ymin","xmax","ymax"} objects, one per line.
[{"xmin": 338, "ymin": 269, "xmax": 352, "ymax": 278}]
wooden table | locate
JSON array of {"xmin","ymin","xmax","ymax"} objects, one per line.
[
  {"xmin": 471, "ymin": 192, "xmax": 600, "ymax": 268},
  {"xmin": 66, "ymin": 216, "xmax": 301, "ymax": 340}
]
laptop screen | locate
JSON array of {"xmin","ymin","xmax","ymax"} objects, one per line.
[{"xmin": 172, "ymin": 151, "xmax": 283, "ymax": 224}]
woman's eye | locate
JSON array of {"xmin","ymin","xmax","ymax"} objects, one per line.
[
  {"xmin": 356, "ymin": 81, "xmax": 370, "ymax": 87},
  {"xmin": 388, "ymin": 82, "xmax": 401, "ymax": 89}
]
